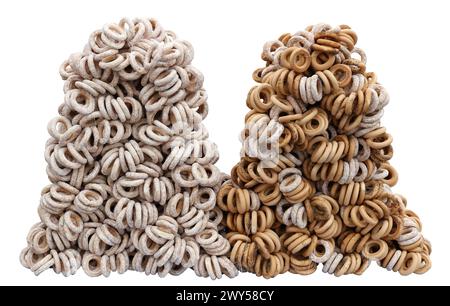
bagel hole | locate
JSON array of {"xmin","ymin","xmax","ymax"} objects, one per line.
[
  {"xmin": 38, "ymin": 236, "xmax": 46, "ymax": 247},
  {"xmin": 70, "ymin": 213, "xmax": 80, "ymax": 225},
  {"xmin": 85, "ymin": 192, "xmax": 97, "ymax": 201},
  {"xmin": 31, "ymin": 253, "xmax": 41, "ymax": 263},
  {"xmin": 200, "ymin": 192, "xmax": 210, "ymax": 202},
  {"xmin": 315, "ymin": 244, "xmax": 326, "ymax": 256},
  {"xmin": 369, "ymin": 244, "xmax": 380, "ymax": 254},
  {"xmin": 123, "ymin": 64, "xmax": 134, "ymax": 74},
  {"xmin": 106, "ymin": 225, "xmax": 118, "ymax": 237},
  {"xmin": 310, "ymin": 118, "xmax": 320, "ymax": 129},
  {"xmin": 88, "ymin": 258, "xmax": 99, "ymax": 270}
]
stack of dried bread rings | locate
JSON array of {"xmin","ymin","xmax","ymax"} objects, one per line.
[
  {"xmin": 218, "ymin": 23, "xmax": 432, "ymax": 278},
  {"xmin": 19, "ymin": 17, "xmax": 238, "ymax": 279},
  {"xmin": 19, "ymin": 18, "xmax": 431, "ymax": 280}
]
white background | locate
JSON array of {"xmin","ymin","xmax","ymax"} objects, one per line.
[{"xmin": 0, "ymin": 0, "xmax": 449, "ymax": 286}]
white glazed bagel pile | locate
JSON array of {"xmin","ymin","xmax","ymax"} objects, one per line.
[{"xmin": 20, "ymin": 18, "xmax": 237, "ymax": 279}]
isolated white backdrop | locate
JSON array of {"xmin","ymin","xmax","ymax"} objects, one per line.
[{"xmin": 0, "ymin": 0, "xmax": 448, "ymax": 286}]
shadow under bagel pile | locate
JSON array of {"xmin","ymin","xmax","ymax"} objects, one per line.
[{"xmin": 218, "ymin": 23, "xmax": 432, "ymax": 278}]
